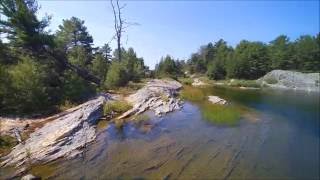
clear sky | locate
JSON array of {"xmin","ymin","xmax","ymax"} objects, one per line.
[{"xmin": 37, "ymin": 0, "xmax": 319, "ymax": 69}]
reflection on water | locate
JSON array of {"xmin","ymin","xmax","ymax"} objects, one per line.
[{"xmin": 4, "ymin": 87, "xmax": 320, "ymax": 179}]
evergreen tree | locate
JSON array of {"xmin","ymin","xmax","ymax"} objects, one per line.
[
  {"xmin": 155, "ymin": 55, "xmax": 182, "ymax": 78},
  {"xmin": 207, "ymin": 39, "xmax": 233, "ymax": 80},
  {"xmin": 269, "ymin": 35, "xmax": 294, "ymax": 70},
  {"xmin": 56, "ymin": 17, "xmax": 93, "ymax": 54},
  {"xmin": 293, "ymin": 35, "xmax": 320, "ymax": 71},
  {"xmin": 227, "ymin": 41, "xmax": 270, "ymax": 79}
]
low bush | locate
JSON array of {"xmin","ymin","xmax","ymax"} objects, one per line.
[
  {"xmin": 178, "ymin": 78, "xmax": 193, "ymax": 85},
  {"xmin": 104, "ymin": 61, "xmax": 128, "ymax": 88},
  {"xmin": 229, "ymin": 79, "xmax": 260, "ymax": 88}
]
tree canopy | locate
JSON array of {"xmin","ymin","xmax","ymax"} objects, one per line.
[{"xmin": 0, "ymin": 0, "xmax": 148, "ymax": 115}]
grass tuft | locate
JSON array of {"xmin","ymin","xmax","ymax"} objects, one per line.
[
  {"xmin": 103, "ymin": 101, "xmax": 132, "ymax": 115},
  {"xmin": 180, "ymin": 85, "xmax": 206, "ymax": 102}
]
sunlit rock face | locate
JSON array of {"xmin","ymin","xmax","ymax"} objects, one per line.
[
  {"xmin": 258, "ymin": 70, "xmax": 320, "ymax": 92},
  {"xmin": 1, "ymin": 95, "xmax": 110, "ymax": 167},
  {"xmin": 118, "ymin": 79, "xmax": 183, "ymax": 119}
]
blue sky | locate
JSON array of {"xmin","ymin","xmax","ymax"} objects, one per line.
[{"xmin": 38, "ymin": 0, "xmax": 319, "ymax": 69}]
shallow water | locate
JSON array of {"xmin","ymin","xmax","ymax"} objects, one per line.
[{"xmin": 3, "ymin": 86, "xmax": 320, "ymax": 179}]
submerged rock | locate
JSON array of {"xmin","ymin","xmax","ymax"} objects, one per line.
[
  {"xmin": 258, "ymin": 70, "xmax": 320, "ymax": 92},
  {"xmin": 208, "ymin": 96, "xmax": 227, "ymax": 105},
  {"xmin": 118, "ymin": 79, "xmax": 183, "ymax": 119},
  {"xmin": 1, "ymin": 94, "xmax": 110, "ymax": 168}
]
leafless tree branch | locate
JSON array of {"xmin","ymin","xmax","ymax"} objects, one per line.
[{"xmin": 110, "ymin": 0, "xmax": 139, "ymax": 61}]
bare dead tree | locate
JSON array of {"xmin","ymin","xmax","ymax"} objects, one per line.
[
  {"xmin": 111, "ymin": 0, "xmax": 123, "ymax": 61},
  {"xmin": 110, "ymin": 0, "xmax": 138, "ymax": 61}
]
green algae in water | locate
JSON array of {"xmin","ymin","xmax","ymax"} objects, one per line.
[
  {"xmin": 180, "ymin": 85, "xmax": 207, "ymax": 102},
  {"xmin": 180, "ymin": 85, "xmax": 241, "ymax": 126},
  {"xmin": 132, "ymin": 114, "xmax": 150, "ymax": 123},
  {"xmin": 200, "ymin": 103, "xmax": 241, "ymax": 126},
  {"xmin": 30, "ymin": 161, "xmax": 60, "ymax": 179},
  {"xmin": 97, "ymin": 120, "xmax": 109, "ymax": 130}
]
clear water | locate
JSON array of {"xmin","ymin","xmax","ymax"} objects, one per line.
[{"xmin": 4, "ymin": 87, "xmax": 320, "ymax": 179}]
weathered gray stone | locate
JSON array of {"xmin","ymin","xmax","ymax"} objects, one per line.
[
  {"xmin": 208, "ymin": 96, "xmax": 227, "ymax": 105},
  {"xmin": 258, "ymin": 70, "xmax": 320, "ymax": 92},
  {"xmin": 117, "ymin": 79, "xmax": 183, "ymax": 119},
  {"xmin": 1, "ymin": 94, "xmax": 110, "ymax": 168}
]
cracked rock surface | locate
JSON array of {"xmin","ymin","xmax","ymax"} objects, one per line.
[
  {"xmin": 1, "ymin": 95, "xmax": 110, "ymax": 167},
  {"xmin": 118, "ymin": 79, "xmax": 183, "ymax": 119}
]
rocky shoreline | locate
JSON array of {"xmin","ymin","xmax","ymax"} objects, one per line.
[
  {"xmin": 1, "ymin": 95, "xmax": 110, "ymax": 168},
  {"xmin": 0, "ymin": 79, "xmax": 183, "ymax": 175}
]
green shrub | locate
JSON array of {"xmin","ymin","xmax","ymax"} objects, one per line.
[
  {"xmin": 103, "ymin": 101, "xmax": 132, "ymax": 115},
  {"xmin": 104, "ymin": 61, "xmax": 128, "ymax": 88},
  {"xmin": 6, "ymin": 57, "xmax": 51, "ymax": 113},
  {"xmin": 62, "ymin": 70, "xmax": 96, "ymax": 103},
  {"xmin": 178, "ymin": 78, "xmax": 193, "ymax": 85},
  {"xmin": 207, "ymin": 62, "xmax": 226, "ymax": 80},
  {"xmin": 91, "ymin": 53, "xmax": 109, "ymax": 82}
]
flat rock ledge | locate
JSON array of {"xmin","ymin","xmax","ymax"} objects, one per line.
[
  {"xmin": 118, "ymin": 79, "xmax": 183, "ymax": 119},
  {"xmin": 1, "ymin": 94, "xmax": 110, "ymax": 168},
  {"xmin": 192, "ymin": 78, "xmax": 208, "ymax": 86},
  {"xmin": 208, "ymin": 96, "xmax": 227, "ymax": 105}
]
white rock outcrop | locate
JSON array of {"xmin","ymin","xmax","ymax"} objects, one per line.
[
  {"xmin": 208, "ymin": 96, "xmax": 227, "ymax": 105},
  {"xmin": 118, "ymin": 79, "xmax": 183, "ymax": 119},
  {"xmin": 1, "ymin": 94, "xmax": 110, "ymax": 167},
  {"xmin": 258, "ymin": 70, "xmax": 320, "ymax": 92}
]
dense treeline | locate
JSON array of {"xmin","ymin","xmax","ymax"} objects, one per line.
[
  {"xmin": 155, "ymin": 34, "xmax": 320, "ymax": 80},
  {"xmin": 155, "ymin": 55, "xmax": 185, "ymax": 79},
  {"xmin": 0, "ymin": 0, "xmax": 147, "ymax": 115}
]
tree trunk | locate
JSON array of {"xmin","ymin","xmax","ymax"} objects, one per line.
[
  {"xmin": 117, "ymin": 37, "xmax": 121, "ymax": 61},
  {"xmin": 46, "ymin": 50, "xmax": 101, "ymax": 85}
]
